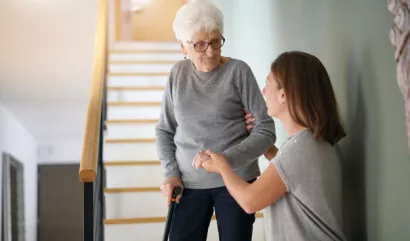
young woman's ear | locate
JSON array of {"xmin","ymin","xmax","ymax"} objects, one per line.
[{"xmin": 279, "ymin": 89, "xmax": 286, "ymax": 104}]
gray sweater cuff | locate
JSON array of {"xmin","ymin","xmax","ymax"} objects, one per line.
[{"xmin": 164, "ymin": 168, "xmax": 181, "ymax": 178}]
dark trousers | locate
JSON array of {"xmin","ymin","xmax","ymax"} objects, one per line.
[{"xmin": 169, "ymin": 183, "xmax": 256, "ymax": 241}]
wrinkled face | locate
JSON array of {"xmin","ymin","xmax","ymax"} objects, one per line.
[
  {"xmin": 262, "ymin": 71, "xmax": 286, "ymax": 118},
  {"xmin": 181, "ymin": 30, "xmax": 224, "ymax": 72}
]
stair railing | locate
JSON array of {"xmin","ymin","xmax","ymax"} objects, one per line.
[{"xmin": 78, "ymin": 0, "xmax": 108, "ymax": 240}]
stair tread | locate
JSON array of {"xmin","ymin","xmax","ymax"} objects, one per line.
[
  {"xmin": 107, "ymin": 86, "xmax": 165, "ymax": 91},
  {"xmin": 105, "ymin": 138, "xmax": 156, "ymax": 143},
  {"xmin": 110, "ymin": 49, "xmax": 181, "ymax": 54},
  {"xmin": 108, "ymin": 72, "xmax": 169, "ymax": 76},
  {"xmin": 107, "ymin": 101, "xmax": 161, "ymax": 106},
  {"xmin": 105, "ymin": 187, "xmax": 160, "ymax": 193},
  {"xmin": 109, "ymin": 60, "xmax": 177, "ymax": 64},
  {"xmin": 104, "ymin": 160, "xmax": 161, "ymax": 166},
  {"xmin": 104, "ymin": 213, "xmax": 263, "ymax": 224},
  {"xmin": 106, "ymin": 119, "xmax": 159, "ymax": 124}
]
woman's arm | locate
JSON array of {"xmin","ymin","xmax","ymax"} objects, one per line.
[
  {"xmin": 245, "ymin": 111, "xmax": 279, "ymax": 161},
  {"xmin": 222, "ymin": 62, "xmax": 277, "ymax": 169},
  {"xmin": 156, "ymin": 69, "xmax": 185, "ymax": 205},
  {"xmin": 198, "ymin": 150, "xmax": 287, "ymax": 214},
  {"xmin": 155, "ymin": 69, "xmax": 180, "ymax": 178}
]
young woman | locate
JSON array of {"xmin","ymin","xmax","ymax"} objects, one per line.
[{"xmin": 195, "ymin": 51, "xmax": 347, "ymax": 241}]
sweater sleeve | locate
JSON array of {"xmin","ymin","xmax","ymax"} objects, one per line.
[
  {"xmin": 222, "ymin": 63, "xmax": 277, "ymax": 169},
  {"xmin": 155, "ymin": 68, "xmax": 181, "ymax": 178}
]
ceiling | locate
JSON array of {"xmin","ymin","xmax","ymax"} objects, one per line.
[{"xmin": 0, "ymin": 0, "xmax": 100, "ymax": 141}]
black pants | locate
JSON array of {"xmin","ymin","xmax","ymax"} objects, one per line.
[{"xmin": 169, "ymin": 182, "xmax": 256, "ymax": 241}]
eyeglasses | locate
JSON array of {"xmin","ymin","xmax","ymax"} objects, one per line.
[{"xmin": 188, "ymin": 36, "xmax": 226, "ymax": 52}]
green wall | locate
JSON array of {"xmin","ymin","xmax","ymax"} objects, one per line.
[{"xmin": 212, "ymin": 0, "xmax": 410, "ymax": 240}]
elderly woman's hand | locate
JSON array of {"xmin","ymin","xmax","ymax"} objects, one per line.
[
  {"xmin": 244, "ymin": 110, "xmax": 278, "ymax": 160},
  {"xmin": 245, "ymin": 109, "xmax": 256, "ymax": 132},
  {"xmin": 193, "ymin": 150, "xmax": 230, "ymax": 173},
  {"xmin": 160, "ymin": 176, "xmax": 184, "ymax": 206}
]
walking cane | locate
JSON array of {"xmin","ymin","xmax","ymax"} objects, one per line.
[{"xmin": 162, "ymin": 186, "xmax": 182, "ymax": 241}]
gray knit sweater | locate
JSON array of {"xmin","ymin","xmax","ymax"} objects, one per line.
[{"xmin": 155, "ymin": 58, "xmax": 276, "ymax": 189}]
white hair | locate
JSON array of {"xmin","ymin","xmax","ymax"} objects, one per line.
[{"xmin": 173, "ymin": 1, "xmax": 224, "ymax": 43}]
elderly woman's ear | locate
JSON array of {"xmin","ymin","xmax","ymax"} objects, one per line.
[{"xmin": 178, "ymin": 41, "xmax": 188, "ymax": 59}]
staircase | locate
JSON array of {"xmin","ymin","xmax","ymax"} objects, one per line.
[{"xmin": 102, "ymin": 42, "xmax": 266, "ymax": 240}]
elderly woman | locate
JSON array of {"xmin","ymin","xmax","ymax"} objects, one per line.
[{"xmin": 155, "ymin": 2, "xmax": 276, "ymax": 241}]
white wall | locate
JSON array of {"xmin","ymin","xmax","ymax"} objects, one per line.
[
  {"xmin": 0, "ymin": 0, "xmax": 97, "ymax": 142},
  {"xmin": 212, "ymin": 0, "xmax": 410, "ymax": 240},
  {"xmin": 38, "ymin": 138, "xmax": 83, "ymax": 164},
  {"xmin": 0, "ymin": 103, "xmax": 38, "ymax": 241}
]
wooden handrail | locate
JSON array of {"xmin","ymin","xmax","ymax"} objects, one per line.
[{"xmin": 79, "ymin": 0, "xmax": 108, "ymax": 183}]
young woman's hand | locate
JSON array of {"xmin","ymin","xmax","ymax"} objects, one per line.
[
  {"xmin": 264, "ymin": 145, "xmax": 279, "ymax": 160},
  {"xmin": 193, "ymin": 150, "xmax": 230, "ymax": 173}
]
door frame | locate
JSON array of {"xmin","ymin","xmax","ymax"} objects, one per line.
[{"xmin": 2, "ymin": 153, "xmax": 25, "ymax": 241}]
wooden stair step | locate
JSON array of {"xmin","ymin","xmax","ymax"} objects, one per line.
[
  {"xmin": 109, "ymin": 60, "xmax": 177, "ymax": 64},
  {"xmin": 104, "ymin": 160, "xmax": 161, "ymax": 166},
  {"xmin": 105, "ymin": 138, "xmax": 156, "ymax": 143},
  {"xmin": 105, "ymin": 119, "xmax": 159, "ymax": 124},
  {"xmin": 110, "ymin": 49, "xmax": 180, "ymax": 54},
  {"xmin": 108, "ymin": 72, "xmax": 169, "ymax": 76},
  {"xmin": 105, "ymin": 187, "xmax": 160, "ymax": 193},
  {"xmin": 105, "ymin": 217, "xmax": 168, "ymax": 224},
  {"xmin": 107, "ymin": 101, "xmax": 161, "ymax": 106},
  {"xmin": 104, "ymin": 213, "xmax": 264, "ymax": 225},
  {"xmin": 107, "ymin": 86, "xmax": 165, "ymax": 91}
]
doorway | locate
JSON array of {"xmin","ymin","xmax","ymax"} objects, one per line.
[
  {"xmin": 117, "ymin": 0, "xmax": 187, "ymax": 41},
  {"xmin": 2, "ymin": 153, "xmax": 25, "ymax": 241},
  {"xmin": 37, "ymin": 164, "xmax": 83, "ymax": 241}
]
